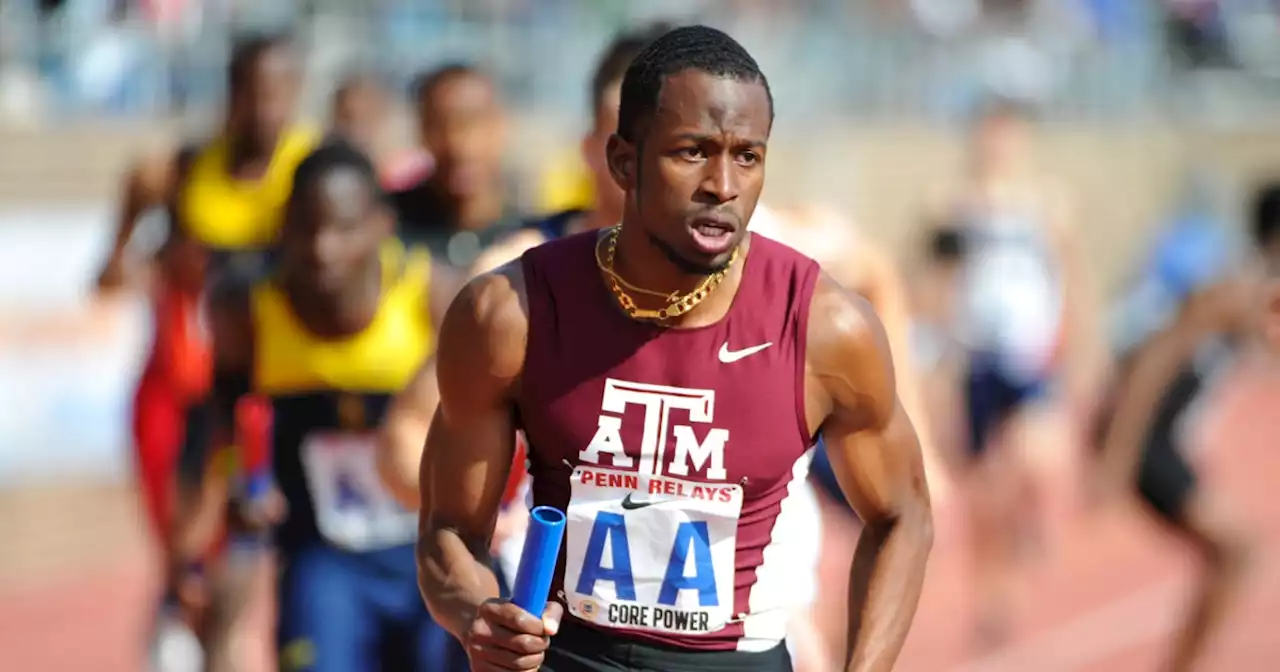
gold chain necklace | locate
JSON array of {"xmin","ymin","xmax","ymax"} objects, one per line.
[{"xmin": 595, "ymin": 226, "xmax": 738, "ymax": 322}]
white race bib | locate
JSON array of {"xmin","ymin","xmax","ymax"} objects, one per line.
[
  {"xmin": 563, "ymin": 465, "xmax": 743, "ymax": 636},
  {"xmin": 301, "ymin": 432, "xmax": 417, "ymax": 551}
]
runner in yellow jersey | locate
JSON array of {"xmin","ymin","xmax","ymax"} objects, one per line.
[
  {"xmin": 92, "ymin": 32, "xmax": 319, "ymax": 672},
  {"xmin": 186, "ymin": 141, "xmax": 463, "ymax": 670}
]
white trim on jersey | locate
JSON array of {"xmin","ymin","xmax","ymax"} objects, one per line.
[{"xmin": 737, "ymin": 447, "xmax": 819, "ymax": 652}]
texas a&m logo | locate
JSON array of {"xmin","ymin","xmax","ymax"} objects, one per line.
[
  {"xmin": 578, "ymin": 378, "xmax": 729, "ymax": 479},
  {"xmin": 564, "ymin": 378, "xmax": 742, "ymax": 636}
]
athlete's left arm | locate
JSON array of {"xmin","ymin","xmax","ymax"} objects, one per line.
[
  {"xmin": 807, "ymin": 275, "xmax": 934, "ymax": 672},
  {"xmin": 850, "ymin": 238, "xmax": 949, "ymax": 504},
  {"xmin": 377, "ymin": 262, "xmax": 463, "ymax": 509},
  {"xmin": 1044, "ymin": 181, "xmax": 1106, "ymax": 408}
]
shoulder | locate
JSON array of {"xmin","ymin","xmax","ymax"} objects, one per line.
[
  {"xmin": 442, "ymin": 261, "xmax": 529, "ymax": 358},
  {"xmin": 805, "ymin": 273, "xmax": 896, "ymax": 418},
  {"xmin": 807, "ymin": 274, "xmax": 891, "ymax": 360},
  {"xmin": 129, "ymin": 144, "xmax": 195, "ymax": 197},
  {"xmin": 1185, "ymin": 276, "xmax": 1254, "ymax": 335}
]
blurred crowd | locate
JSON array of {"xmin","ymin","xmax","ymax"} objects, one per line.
[{"xmin": 3, "ymin": 0, "xmax": 1280, "ymax": 124}]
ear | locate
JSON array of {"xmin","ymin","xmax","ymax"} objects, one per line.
[{"xmin": 605, "ymin": 133, "xmax": 636, "ymax": 192}]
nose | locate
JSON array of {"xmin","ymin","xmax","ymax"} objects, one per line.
[
  {"xmin": 309, "ymin": 229, "xmax": 340, "ymax": 269},
  {"xmin": 697, "ymin": 154, "xmax": 739, "ymax": 205}
]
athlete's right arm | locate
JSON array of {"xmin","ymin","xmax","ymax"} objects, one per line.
[
  {"xmin": 95, "ymin": 152, "xmax": 177, "ymax": 293},
  {"xmin": 417, "ymin": 262, "xmax": 561, "ymax": 671},
  {"xmin": 170, "ymin": 285, "xmax": 255, "ymax": 560},
  {"xmin": 1097, "ymin": 280, "xmax": 1247, "ymax": 501},
  {"xmin": 849, "ymin": 238, "xmax": 949, "ymax": 504}
]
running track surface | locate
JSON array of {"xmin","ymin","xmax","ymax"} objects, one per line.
[{"xmin": 2, "ymin": 370, "xmax": 1277, "ymax": 671}]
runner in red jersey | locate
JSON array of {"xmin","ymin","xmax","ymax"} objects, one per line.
[
  {"xmin": 418, "ymin": 25, "xmax": 933, "ymax": 672},
  {"xmin": 133, "ymin": 223, "xmax": 211, "ymax": 543}
]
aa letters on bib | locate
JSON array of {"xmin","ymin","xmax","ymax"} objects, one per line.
[
  {"xmin": 564, "ymin": 465, "xmax": 743, "ymax": 635},
  {"xmin": 301, "ymin": 432, "xmax": 417, "ymax": 551}
]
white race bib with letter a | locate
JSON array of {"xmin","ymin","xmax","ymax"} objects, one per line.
[
  {"xmin": 563, "ymin": 465, "xmax": 743, "ymax": 635},
  {"xmin": 301, "ymin": 432, "xmax": 417, "ymax": 551}
]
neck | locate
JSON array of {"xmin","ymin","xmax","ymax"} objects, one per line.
[
  {"xmin": 282, "ymin": 262, "xmax": 382, "ymax": 338},
  {"xmin": 971, "ymin": 157, "xmax": 1027, "ymax": 185},
  {"xmin": 612, "ymin": 222, "xmax": 705, "ymax": 295},
  {"xmin": 226, "ymin": 132, "xmax": 279, "ymax": 177},
  {"xmin": 607, "ymin": 221, "xmax": 747, "ymax": 328},
  {"xmin": 429, "ymin": 180, "xmax": 505, "ymax": 231},
  {"xmin": 578, "ymin": 207, "xmax": 619, "ymax": 233}
]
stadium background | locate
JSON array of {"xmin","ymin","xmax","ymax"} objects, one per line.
[{"xmin": 2, "ymin": 1, "xmax": 1280, "ymax": 670}]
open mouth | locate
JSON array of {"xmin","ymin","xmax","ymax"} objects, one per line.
[{"xmin": 688, "ymin": 218, "xmax": 736, "ymax": 256}]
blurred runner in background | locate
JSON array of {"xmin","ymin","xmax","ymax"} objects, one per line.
[
  {"xmin": 93, "ymin": 31, "xmax": 319, "ymax": 671},
  {"xmin": 184, "ymin": 141, "xmax": 464, "ymax": 671},
  {"xmin": 470, "ymin": 22, "xmax": 675, "ymax": 275},
  {"xmin": 1092, "ymin": 180, "xmax": 1280, "ymax": 672},
  {"xmin": 926, "ymin": 98, "xmax": 1093, "ymax": 648},
  {"xmin": 391, "ymin": 63, "xmax": 525, "ymax": 270},
  {"xmin": 329, "ymin": 71, "xmax": 433, "ymax": 192}
]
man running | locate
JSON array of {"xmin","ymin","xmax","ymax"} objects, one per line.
[
  {"xmin": 329, "ymin": 71, "xmax": 432, "ymax": 191},
  {"xmin": 1092, "ymin": 181, "xmax": 1280, "ymax": 672},
  {"xmin": 92, "ymin": 32, "xmax": 318, "ymax": 669},
  {"xmin": 392, "ymin": 63, "xmax": 523, "ymax": 269},
  {"xmin": 457, "ymin": 25, "xmax": 832, "ymax": 669},
  {"xmin": 924, "ymin": 98, "xmax": 1091, "ymax": 646},
  {"xmin": 196, "ymin": 141, "xmax": 463, "ymax": 671},
  {"xmin": 470, "ymin": 22, "xmax": 674, "ymax": 276},
  {"xmin": 418, "ymin": 25, "xmax": 933, "ymax": 672}
]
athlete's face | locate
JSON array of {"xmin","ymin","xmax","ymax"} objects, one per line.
[
  {"xmin": 283, "ymin": 168, "xmax": 389, "ymax": 294},
  {"xmin": 230, "ymin": 47, "xmax": 301, "ymax": 150},
  {"xmin": 583, "ymin": 82, "xmax": 624, "ymax": 220},
  {"xmin": 972, "ymin": 112, "xmax": 1030, "ymax": 173},
  {"xmin": 333, "ymin": 81, "xmax": 388, "ymax": 153},
  {"xmin": 606, "ymin": 70, "xmax": 770, "ymax": 274},
  {"xmin": 418, "ymin": 72, "xmax": 507, "ymax": 200}
]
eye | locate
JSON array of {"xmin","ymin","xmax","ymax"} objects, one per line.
[
  {"xmin": 676, "ymin": 146, "xmax": 705, "ymax": 161},
  {"xmin": 737, "ymin": 150, "xmax": 760, "ymax": 166}
]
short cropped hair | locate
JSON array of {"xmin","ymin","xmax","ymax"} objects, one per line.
[{"xmin": 616, "ymin": 25, "xmax": 773, "ymax": 143}]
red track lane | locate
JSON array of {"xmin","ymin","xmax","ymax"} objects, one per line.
[{"xmin": 2, "ymin": 371, "xmax": 1278, "ymax": 671}]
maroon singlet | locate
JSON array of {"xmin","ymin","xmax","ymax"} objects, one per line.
[{"xmin": 518, "ymin": 231, "xmax": 821, "ymax": 652}]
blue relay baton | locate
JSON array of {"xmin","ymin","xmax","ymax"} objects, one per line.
[{"xmin": 510, "ymin": 506, "xmax": 567, "ymax": 617}]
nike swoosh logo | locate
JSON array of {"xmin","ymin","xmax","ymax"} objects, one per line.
[
  {"xmin": 620, "ymin": 493, "xmax": 655, "ymax": 510},
  {"xmin": 718, "ymin": 341, "xmax": 773, "ymax": 363}
]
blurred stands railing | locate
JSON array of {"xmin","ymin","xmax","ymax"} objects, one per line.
[{"xmin": 3, "ymin": 0, "xmax": 1280, "ymax": 127}]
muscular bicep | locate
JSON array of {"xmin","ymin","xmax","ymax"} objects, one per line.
[
  {"xmin": 808, "ymin": 276, "xmax": 930, "ymax": 524},
  {"xmin": 422, "ymin": 265, "xmax": 528, "ymax": 544},
  {"xmin": 379, "ymin": 357, "xmax": 439, "ymax": 509}
]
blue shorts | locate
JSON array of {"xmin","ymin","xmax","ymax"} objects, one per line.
[
  {"xmin": 810, "ymin": 438, "xmax": 847, "ymax": 509},
  {"xmin": 276, "ymin": 543, "xmax": 466, "ymax": 672},
  {"xmin": 965, "ymin": 350, "xmax": 1051, "ymax": 457}
]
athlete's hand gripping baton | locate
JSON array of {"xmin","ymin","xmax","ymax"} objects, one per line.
[
  {"xmin": 510, "ymin": 506, "xmax": 566, "ymax": 617},
  {"xmin": 235, "ymin": 395, "xmax": 273, "ymax": 500}
]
